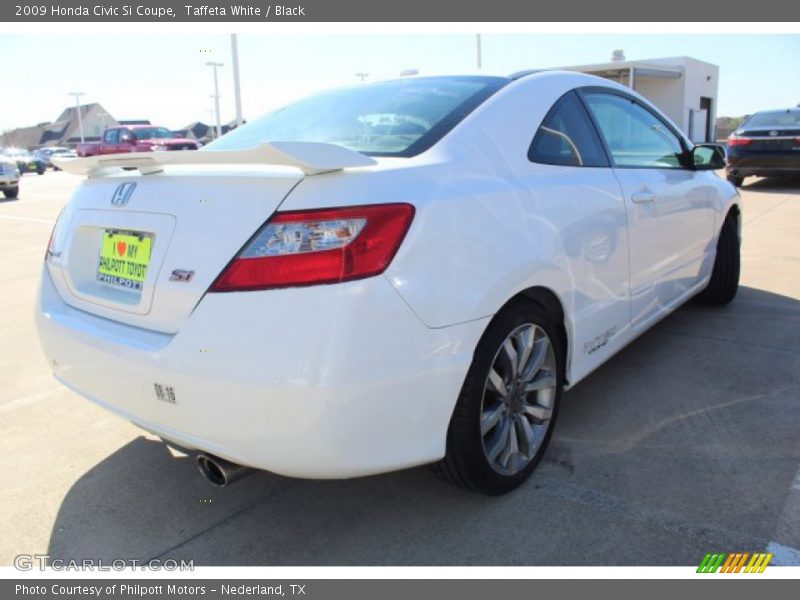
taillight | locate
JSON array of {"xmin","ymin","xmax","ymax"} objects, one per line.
[
  {"xmin": 210, "ymin": 203, "xmax": 415, "ymax": 292},
  {"xmin": 727, "ymin": 134, "xmax": 752, "ymax": 147},
  {"xmin": 45, "ymin": 208, "xmax": 64, "ymax": 261},
  {"xmin": 45, "ymin": 226, "xmax": 55, "ymax": 261}
]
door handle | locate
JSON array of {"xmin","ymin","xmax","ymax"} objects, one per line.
[{"xmin": 631, "ymin": 190, "xmax": 656, "ymax": 204}]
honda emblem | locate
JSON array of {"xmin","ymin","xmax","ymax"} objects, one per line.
[{"xmin": 111, "ymin": 182, "xmax": 136, "ymax": 206}]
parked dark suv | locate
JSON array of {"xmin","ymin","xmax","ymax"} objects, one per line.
[{"xmin": 726, "ymin": 108, "xmax": 800, "ymax": 187}]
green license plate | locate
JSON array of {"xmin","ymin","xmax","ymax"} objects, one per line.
[{"xmin": 97, "ymin": 230, "xmax": 152, "ymax": 291}]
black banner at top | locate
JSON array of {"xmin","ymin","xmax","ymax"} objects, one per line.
[{"xmin": 4, "ymin": 0, "xmax": 800, "ymax": 22}]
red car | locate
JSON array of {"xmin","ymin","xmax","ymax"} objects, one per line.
[{"xmin": 77, "ymin": 125, "xmax": 200, "ymax": 157}]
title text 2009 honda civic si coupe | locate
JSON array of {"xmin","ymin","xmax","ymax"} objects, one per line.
[{"xmin": 39, "ymin": 72, "xmax": 739, "ymax": 495}]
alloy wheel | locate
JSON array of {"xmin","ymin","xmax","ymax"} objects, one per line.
[{"xmin": 480, "ymin": 323, "xmax": 557, "ymax": 475}]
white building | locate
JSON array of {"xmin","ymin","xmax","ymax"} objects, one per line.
[{"xmin": 554, "ymin": 56, "xmax": 720, "ymax": 143}]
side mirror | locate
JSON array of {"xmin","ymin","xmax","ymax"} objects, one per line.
[
  {"xmin": 693, "ymin": 144, "xmax": 726, "ymax": 170},
  {"xmin": 120, "ymin": 134, "xmax": 135, "ymax": 144}
]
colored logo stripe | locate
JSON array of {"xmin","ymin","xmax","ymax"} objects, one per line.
[
  {"xmin": 697, "ymin": 552, "xmax": 772, "ymax": 573},
  {"xmin": 697, "ymin": 553, "xmax": 726, "ymax": 573},
  {"xmin": 745, "ymin": 553, "xmax": 773, "ymax": 573}
]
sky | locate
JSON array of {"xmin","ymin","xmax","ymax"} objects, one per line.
[{"xmin": 1, "ymin": 33, "xmax": 799, "ymax": 132}]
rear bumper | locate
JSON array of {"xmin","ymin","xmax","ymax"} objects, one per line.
[
  {"xmin": 727, "ymin": 154, "xmax": 800, "ymax": 177},
  {"xmin": 35, "ymin": 269, "xmax": 487, "ymax": 478}
]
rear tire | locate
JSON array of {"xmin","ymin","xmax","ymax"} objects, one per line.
[
  {"xmin": 694, "ymin": 213, "xmax": 740, "ymax": 306},
  {"xmin": 726, "ymin": 174, "xmax": 744, "ymax": 187},
  {"xmin": 3, "ymin": 187, "xmax": 19, "ymax": 199},
  {"xmin": 434, "ymin": 299, "xmax": 564, "ymax": 495}
]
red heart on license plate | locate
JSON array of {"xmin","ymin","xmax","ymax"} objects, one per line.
[{"xmin": 116, "ymin": 241, "xmax": 127, "ymax": 256}]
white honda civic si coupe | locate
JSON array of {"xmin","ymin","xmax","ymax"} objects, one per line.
[{"xmin": 39, "ymin": 72, "xmax": 740, "ymax": 495}]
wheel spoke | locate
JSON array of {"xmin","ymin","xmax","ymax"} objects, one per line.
[
  {"xmin": 524, "ymin": 369, "xmax": 556, "ymax": 393},
  {"xmin": 515, "ymin": 326, "xmax": 535, "ymax": 377},
  {"xmin": 485, "ymin": 416, "xmax": 511, "ymax": 463},
  {"xmin": 516, "ymin": 414, "xmax": 536, "ymax": 457},
  {"xmin": 481, "ymin": 403, "xmax": 505, "ymax": 435},
  {"xmin": 501, "ymin": 338, "xmax": 519, "ymax": 379},
  {"xmin": 521, "ymin": 335, "xmax": 550, "ymax": 382},
  {"xmin": 486, "ymin": 367, "xmax": 509, "ymax": 398},
  {"xmin": 523, "ymin": 402, "xmax": 553, "ymax": 422},
  {"xmin": 498, "ymin": 419, "xmax": 519, "ymax": 468}
]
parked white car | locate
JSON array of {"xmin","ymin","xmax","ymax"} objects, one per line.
[
  {"xmin": 0, "ymin": 158, "xmax": 20, "ymax": 198},
  {"xmin": 39, "ymin": 72, "xmax": 739, "ymax": 494},
  {"xmin": 48, "ymin": 147, "xmax": 78, "ymax": 170}
]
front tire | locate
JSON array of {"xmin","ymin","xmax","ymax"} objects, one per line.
[
  {"xmin": 726, "ymin": 174, "xmax": 744, "ymax": 187},
  {"xmin": 435, "ymin": 299, "xmax": 564, "ymax": 495},
  {"xmin": 694, "ymin": 213, "xmax": 740, "ymax": 306},
  {"xmin": 3, "ymin": 187, "xmax": 19, "ymax": 199}
]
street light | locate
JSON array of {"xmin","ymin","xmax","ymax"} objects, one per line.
[
  {"xmin": 69, "ymin": 92, "xmax": 85, "ymax": 143},
  {"xmin": 355, "ymin": 72, "xmax": 369, "ymax": 82},
  {"xmin": 206, "ymin": 109, "xmax": 218, "ymax": 139},
  {"xmin": 205, "ymin": 61, "xmax": 224, "ymax": 138}
]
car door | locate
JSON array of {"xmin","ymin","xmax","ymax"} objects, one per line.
[
  {"xmin": 117, "ymin": 129, "xmax": 137, "ymax": 153},
  {"xmin": 580, "ymin": 89, "xmax": 715, "ymax": 330},
  {"xmin": 520, "ymin": 91, "xmax": 632, "ymax": 382},
  {"xmin": 100, "ymin": 128, "xmax": 120, "ymax": 155}
]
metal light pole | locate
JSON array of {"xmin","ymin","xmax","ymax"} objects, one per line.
[
  {"xmin": 69, "ymin": 92, "xmax": 85, "ymax": 143},
  {"xmin": 476, "ymin": 34, "xmax": 482, "ymax": 70},
  {"xmin": 355, "ymin": 72, "xmax": 369, "ymax": 82},
  {"xmin": 206, "ymin": 109, "xmax": 218, "ymax": 139},
  {"xmin": 230, "ymin": 34, "xmax": 243, "ymax": 127},
  {"xmin": 206, "ymin": 61, "xmax": 224, "ymax": 138}
]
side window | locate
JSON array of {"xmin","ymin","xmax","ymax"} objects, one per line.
[
  {"xmin": 103, "ymin": 129, "xmax": 119, "ymax": 144},
  {"xmin": 582, "ymin": 92, "xmax": 685, "ymax": 169},
  {"xmin": 529, "ymin": 92, "xmax": 609, "ymax": 167}
]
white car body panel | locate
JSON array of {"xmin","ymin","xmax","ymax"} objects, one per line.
[
  {"xmin": 36, "ymin": 71, "xmax": 740, "ymax": 478},
  {"xmin": 37, "ymin": 267, "xmax": 489, "ymax": 476}
]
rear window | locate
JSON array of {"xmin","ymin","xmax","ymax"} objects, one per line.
[
  {"xmin": 743, "ymin": 111, "xmax": 800, "ymax": 129},
  {"xmin": 205, "ymin": 76, "xmax": 508, "ymax": 157},
  {"xmin": 133, "ymin": 127, "xmax": 175, "ymax": 139}
]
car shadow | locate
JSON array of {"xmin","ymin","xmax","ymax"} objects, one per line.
[
  {"xmin": 739, "ymin": 176, "xmax": 800, "ymax": 194},
  {"xmin": 46, "ymin": 286, "xmax": 800, "ymax": 566}
]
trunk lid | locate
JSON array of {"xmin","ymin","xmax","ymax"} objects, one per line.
[{"xmin": 46, "ymin": 167, "xmax": 303, "ymax": 334}]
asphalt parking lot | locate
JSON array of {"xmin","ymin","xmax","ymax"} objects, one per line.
[{"xmin": 1, "ymin": 170, "xmax": 799, "ymax": 567}]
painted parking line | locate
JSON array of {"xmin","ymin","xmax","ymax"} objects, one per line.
[
  {"xmin": 768, "ymin": 464, "xmax": 800, "ymax": 565},
  {"xmin": 767, "ymin": 542, "xmax": 800, "ymax": 566}
]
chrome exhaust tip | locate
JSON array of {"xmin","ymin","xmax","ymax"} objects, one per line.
[{"xmin": 196, "ymin": 453, "xmax": 253, "ymax": 487}]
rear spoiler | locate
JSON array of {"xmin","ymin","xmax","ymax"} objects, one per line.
[{"xmin": 52, "ymin": 142, "xmax": 377, "ymax": 178}]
